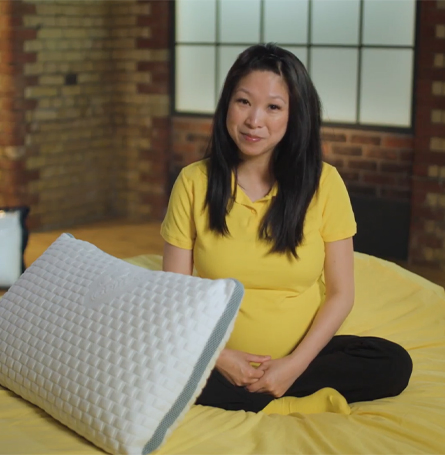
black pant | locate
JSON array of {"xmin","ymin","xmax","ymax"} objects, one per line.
[{"xmin": 195, "ymin": 335, "xmax": 413, "ymax": 413}]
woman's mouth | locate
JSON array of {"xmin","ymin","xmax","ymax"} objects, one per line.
[{"xmin": 241, "ymin": 133, "xmax": 262, "ymax": 142}]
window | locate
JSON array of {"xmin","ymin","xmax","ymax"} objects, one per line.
[{"xmin": 174, "ymin": 0, "xmax": 416, "ymax": 129}]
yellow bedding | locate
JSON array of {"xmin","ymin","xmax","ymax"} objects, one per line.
[{"xmin": 1, "ymin": 252, "xmax": 445, "ymax": 454}]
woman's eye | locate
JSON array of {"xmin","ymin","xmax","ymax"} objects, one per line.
[
  {"xmin": 236, "ymin": 98, "xmax": 249, "ymax": 105},
  {"xmin": 269, "ymin": 104, "xmax": 281, "ymax": 110}
]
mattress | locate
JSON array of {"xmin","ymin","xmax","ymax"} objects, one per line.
[{"xmin": 1, "ymin": 252, "xmax": 445, "ymax": 454}]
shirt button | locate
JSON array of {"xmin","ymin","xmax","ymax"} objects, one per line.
[{"xmin": 250, "ymin": 209, "xmax": 256, "ymax": 214}]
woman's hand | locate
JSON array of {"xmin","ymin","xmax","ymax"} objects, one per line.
[
  {"xmin": 216, "ymin": 349, "xmax": 271, "ymax": 387},
  {"xmin": 245, "ymin": 356, "xmax": 306, "ymax": 397}
]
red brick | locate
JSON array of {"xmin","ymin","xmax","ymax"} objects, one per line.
[
  {"xmin": 1, "ymin": 169, "xmax": 39, "ymax": 184},
  {"xmin": 140, "ymin": 149, "xmax": 164, "ymax": 160},
  {"xmin": 173, "ymin": 117, "xmax": 213, "ymax": 134},
  {"xmin": 186, "ymin": 133, "xmax": 210, "ymax": 143},
  {"xmin": 150, "ymin": 137, "xmax": 170, "ymax": 152},
  {"xmin": 24, "ymin": 99, "xmax": 38, "ymax": 110},
  {"xmin": 152, "ymin": 117, "xmax": 170, "ymax": 131},
  {"xmin": 0, "ymin": 182, "xmax": 28, "ymax": 195},
  {"xmin": 412, "ymin": 179, "xmax": 445, "ymax": 193},
  {"xmin": 12, "ymin": 29, "xmax": 37, "ymax": 41},
  {"xmin": 136, "ymin": 38, "xmax": 152, "ymax": 49},
  {"xmin": 413, "ymin": 136, "xmax": 432, "ymax": 152},
  {"xmin": 0, "ymin": 15, "xmax": 22, "ymax": 27},
  {"xmin": 416, "ymin": 234, "xmax": 443, "ymax": 249},
  {"xmin": 428, "ymin": 98, "xmax": 445, "ymax": 110},
  {"xmin": 362, "ymin": 174, "xmax": 396, "ymax": 185},
  {"xmin": 411, "ymin": 206, "xmax": 445, "ymax": 221},
  {"xmin": 0, "ymin": 63, "xmax": 22, "ymax": 75},
  {"xmin": 25, "ymin": 75, "xmax": 38, "ymax": 87},
  {"xmin": 424, "ymin": 7, "xmax": 445, "ymax": 22},
  {"xmin": 0, "ymin": 1, "xmax": 12, "ymax": 14},
  {"xmin": 381, "ymin": 136, "xmax": 414, "ymax": 148},
  {"xmin": 399, "ymin": 150, "xmax": 415, "ymax": 162},
  {"xmin": 1, "ymin": 194, "xmax": 28, "ymax": 207},
  {"xmin": 416, "ymin": 79, "xmax": 435, "ymax": 100},
  {"xmin": 0, "ymin": 134, "xmax": 24, "ymax": 147},
  {"xmin": 137, "ymin": 15, "xmax": 152, "ymax": 26},
  {"xmin": 172, "ymin": 143, "xmax": 200, "ymax": 155},
  {"xmin": 321, "ymin": 132, "xmax": 347, "ymax": 142},
  {"xmin": 350, "ymin": 135, "xmax": 381, "ymax": 146},
  {"xmin": 338, "ymin": 169, "xmax": 360, "ymax": 181},
  {"xmin": 145, "ymin": 33, "xmax": 169, "ymax": 49},
  {"xmin": 416, "ymin": 67, "xmax": 445, "ymax": 81},
  {"xmin": 331, "ymin": 145, "xmax": 362, "ymax": 156},
  {"xmin": 364, "ymin": 148, "xmax": 399, "ymax": 161},
  {"xmin": 380, "ymin": 163, "xmax": 412, "ymax": 174},
  {"xmin": 137, "ymin": 83, "xmax": 168, "ymax": 95},
  {"xmin": 0, "ymin": 159, "xmax": 26, "ymax": 171},
  {"xmin": 348, "ymin": 160, "xmax": 377, "ymax": 171},
  {"xmin": 13, "ymin": 52, "xmax": 37, "ymax": 64},
  {"xmin": 13, "ymin": 3, "xmax": 37, "ymax": 16},
  {"xmin": 149, "ymin": 1, "xmax": 170, "ymax": 19},
  {"xmin": 137, "ymin": 61, "xmax": 158, "ymax": 72}
]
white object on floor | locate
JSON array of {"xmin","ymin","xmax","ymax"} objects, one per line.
[{"xmin": 0, "ymin": 210, "xmax": 22, "ymax": 288}]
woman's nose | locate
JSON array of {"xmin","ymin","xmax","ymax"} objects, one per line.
[{"xmin": 245, "ymin": 108, "xmax": 263, "ymax": 128}]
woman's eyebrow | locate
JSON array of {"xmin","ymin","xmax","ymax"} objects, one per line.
[{"xmin": 235, "ymin": 88, "xmax": 286, "ymax": 103}]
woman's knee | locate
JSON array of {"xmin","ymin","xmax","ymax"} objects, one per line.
[
  {"xmin": 388, "ymin": 340, "xmax": 413, "ymax": 395},
  {"xmin": 372, "ymin": 337, "xmax": 413, "ymax": 397}
]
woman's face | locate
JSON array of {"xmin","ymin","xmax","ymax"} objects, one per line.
[{"xmin": 226, "ymin": 70, "xmax": 289, "ymax": 163}]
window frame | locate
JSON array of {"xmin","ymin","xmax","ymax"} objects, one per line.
[{"xmin": 170, "ymin": 0, "xmax": 420, "ymax": 134}]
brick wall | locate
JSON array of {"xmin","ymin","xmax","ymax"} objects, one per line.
[
  {"xmin": 0, "ymin": 0, "xmax": 170, "ymax": 229},
  {"xmin": 410, "ymin": 0, "xmax": 445, "ymax": 268},
  {"xmin": 171, "ymin": 117, "xmax": 414, "ymax": 203},
  {"xmin": 0, "ymin": 0, "xmax": 38, "ymax": 214},
  {"xmin": 2, "ymin": 0, "xmax": 443, "ymax": 268}
]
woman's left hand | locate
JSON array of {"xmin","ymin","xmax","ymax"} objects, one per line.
[{"xmin": 245, "ymin": 356, "xmax": 306, "ymax": 397}]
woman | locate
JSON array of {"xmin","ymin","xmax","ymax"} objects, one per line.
[{"xmin": 161, "ymin": 44, "xmax": 412, "ymax": 414}]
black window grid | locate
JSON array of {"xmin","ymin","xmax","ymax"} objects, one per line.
[{"xmin": 170, "ymin": 0, "xmax": 419, "ymax": 133}]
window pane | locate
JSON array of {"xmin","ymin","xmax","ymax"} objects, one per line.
[
  {"xmin": 311, "ymin": 48, "xmax": 358, "ymax": 122},
  {"xmin": 175, "ymin": 45, "xmax": 216, "ymax": 113},
  {"xmin": 264, "ymin": 0, "xmax": 309, "ymax": 44},
  {"xmin": 311, "ymin": 0, "xmax": 360, "ymax": 45},
  {"xmin": 283, "ymin": 46, "xmax": 308, "ymax": 69},
  {"xmin": 217, "ymin": 46, "xmax": 248, "ymax": 98},
  {"xmin": 176, "ymin": 0, "xmax": 216, "ymax": 43},
  {"xmin": 219, "ymin": 0, "xmax": 261, "ymax": 43},
  {"xmin": 360, "ymin": 49, "xmax": 413, "ymax": 127},
  {"xmin": 363, "ymin": 0, "xmax": 416, "ymax": 46}
]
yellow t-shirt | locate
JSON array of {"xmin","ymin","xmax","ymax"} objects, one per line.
[{"xmin": 160, "ymin": 159, "xmax": 357, "ymax": 359}]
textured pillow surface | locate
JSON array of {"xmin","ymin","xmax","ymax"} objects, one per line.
[{"xmin": 0, "ymin": 234, "xmax": 244, "ymax": 454}]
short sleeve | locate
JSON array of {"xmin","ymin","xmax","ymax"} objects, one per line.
[
  {"xmin": 320, "ymin": 166, "xmax": 357, "ymax": 242},
  {"xmin": 160, "ymin": 169, "xmax": 196, "ymax": 250}
]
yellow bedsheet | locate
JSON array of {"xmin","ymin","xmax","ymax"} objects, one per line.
[{"xmin": 1, "ymin": 253, "xmax": 445, "ymax": 454}]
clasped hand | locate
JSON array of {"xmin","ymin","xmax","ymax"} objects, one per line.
[{"xmin": 216, "ymin": 349, "xmax": 303, "ymax": 398}]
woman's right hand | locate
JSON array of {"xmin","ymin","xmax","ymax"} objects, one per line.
[{"xmin": 215, "ymin": 349, "xmax": 271, "ymax": 387}]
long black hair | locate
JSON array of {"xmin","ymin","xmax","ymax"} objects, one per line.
[{"xmin": 204, "ymin": 43, "xmax": 323, "ymax": 258}]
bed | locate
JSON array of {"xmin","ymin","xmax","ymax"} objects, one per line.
[{"xmin": 1, "ymin": 251, "xmax": 445, "ymax": 454}]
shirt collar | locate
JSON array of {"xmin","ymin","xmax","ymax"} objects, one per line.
[{"xmin": 231, "ymin": 171, "xmax": 277, "ymax": 205}]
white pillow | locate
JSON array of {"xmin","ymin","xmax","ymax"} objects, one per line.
[
  {"xmin": 0, "ymin": 210, "xmax": 22, "ymax": 287},
  {"xmin": 0, "ymin": 234, "xmax": 244, "ymax": 455}
]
